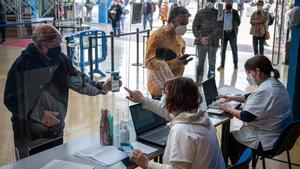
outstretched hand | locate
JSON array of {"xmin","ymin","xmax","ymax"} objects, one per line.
[{"xmin": 124, "ymin": 87, "xmax": 145, "ymax": 103}]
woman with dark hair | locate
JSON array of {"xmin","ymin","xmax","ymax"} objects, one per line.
[
  {"xmin": 218, "ymin": 55, "xmax": 293, "ymax": 164},
  {"xmin": 125, "ymin": 77, "xmax": 225, "ymax": 169}
]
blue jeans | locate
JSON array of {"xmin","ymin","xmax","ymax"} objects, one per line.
[
  {"xmin": 111, "ymin": 20, "xmax": 120, "ymax": 35},
  {"xmin": 220, "ymin": 30, "xmax": 238, "ymax": 68},
  {"xmin": 143, "ymin": 14, "xmax": 153, "ymax": 30},
  {"xmin": 196, "ymin": 45, "xmax": 218, "ymax": 82},
  {"xmin": 253, "ymin": 36, "xmax": 265, "ymax": 55}
]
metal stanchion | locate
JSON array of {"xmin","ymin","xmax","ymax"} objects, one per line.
[
  {"xmin": 88, "ymin": 36, "xmax": 94, "ymax": 81},
  {"xmin": 132, "ymin": 28, "xmax": 143, "ymax": 66},
  {"xmin": 110, "ymin": 31, "xmax": 115, "ymax": 72}
]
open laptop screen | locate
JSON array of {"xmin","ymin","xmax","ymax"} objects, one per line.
[
  {"xmin": 202, "ymin": 78, "xmax": 218, "ymax": 106},
  {"xmin": 130, "ymin": 104, "xmax": 166, "ymax": 136}
]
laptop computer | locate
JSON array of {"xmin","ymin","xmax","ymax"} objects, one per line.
[
  {"xmin": 129, "ymin": 104, "xmax": 170, "ymax": 146},
  {"xmin": 202, "ymin": 78, "xmax": 240, "ymax": 114}
]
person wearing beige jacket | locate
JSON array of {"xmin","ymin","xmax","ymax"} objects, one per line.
[
  {"xmin": 250, "ymin": 0, "xmax": 269, "ymax": 55},
  {"xmin": 145, "ymin": 6, "xmax": 192, "ymax": 100},
  {"xmin": 124, "ymin": 77, "xmax": 226, "ymax": 169}
]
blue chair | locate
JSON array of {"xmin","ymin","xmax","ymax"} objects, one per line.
[
  {"xmin": 252, "ymin": 121, "xmax": 300, "ymax": 169},
  {"xmin": 228, "ymin": 148, "xmax": 253, "ymax": 169}
]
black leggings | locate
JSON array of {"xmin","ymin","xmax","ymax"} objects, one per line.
[{"xmin": 228, "ymin": 133, "xmax": 248, "ymax": 164}]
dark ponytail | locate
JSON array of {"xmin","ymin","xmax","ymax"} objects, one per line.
[
  {"xmin": 273, "ymin": 69, "xmax": 280, "ymax": 79},
  {"xmin": 245, "ymin": 55, "xmax": 280, "ymax": 79}
]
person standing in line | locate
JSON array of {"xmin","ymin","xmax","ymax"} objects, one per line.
[
  {"xmin": 145, "ymin": 6, "xmax": 192, "ymax": 100},
  {"xmin": 160, "ymin": 0, "xmax": 169, "ymax": 26},
  {"xmin": 192, "ymin": 0, "xmax": 223, "ymax": 85},
  {"xmin": 143, "ymin": 0, "xmax": 154, "ymax": 30},
  {"xmin": 108, "ymin": 0, "xmax": 122, "ymax": 36},
  {"xmin": 237, "ymin": 0, "xmax": 244, "ymax": 17},
  {"xmin": 158, "ymin": 0, "xmax": 163, "ymax": 19},
  {"xmin": 250, "ymin": 0, "xmax": 268, "ymax": 55},
  {"xmin": 217, "ymin": 0, "xmax": 240, "ymax": 71},
  {"xmin": 0, "ymin": 0, "xmax": 7, "ymax": 43},
  {"xmin": 120, "ymin": 0, "xmax": 128, "ymax": 33}
]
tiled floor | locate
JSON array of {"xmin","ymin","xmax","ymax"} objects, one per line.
[{"xmin": 0, "ymin": 12, "xmax": 299, "ymax": 169}]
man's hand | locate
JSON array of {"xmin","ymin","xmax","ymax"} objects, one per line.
[
  {"xmin": 200, "ymin": 37, "xmax": 209, "ymax": 45},
  {"xmin": 102, "ymin": 77, "xmax": 123, "ymax": 92},
  {"xmin": 131, "ymin": 149, "xmax": 149, "ymax": 169},
  {"xmin": 41, "ymin": 111, "xmax": 60, "ymax": 128},
  {"xmin": 124, "ymin": 87, "xmax": 145, "ymax": 103}
]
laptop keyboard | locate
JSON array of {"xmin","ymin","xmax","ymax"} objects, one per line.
[
  {"xmin": 208, "ymin": 99, "xmax": 224, "ymax": 109},
  {"xmin": 141, "ymin": 126, "xmax": 170, "ymax": 143}
]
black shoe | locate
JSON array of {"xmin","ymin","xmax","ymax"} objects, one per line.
[
  {"xmin": 217, "ymin": 66, "xmax": 224, "ymax": 71},
  {"xmin": 234, "ymin": 65, "xmax": 238, "ymax": 69}
]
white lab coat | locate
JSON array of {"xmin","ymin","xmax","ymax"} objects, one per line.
[{"xmin": 233, "ymin": 77, "xmax": 293, "ymax": 151}]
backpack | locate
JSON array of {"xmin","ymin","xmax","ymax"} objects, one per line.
[
  {"xmin": 145, "ymin": 2, "xmax": 152, "ymax": 15},
  {"xmin": 109, "ymin": 4, "xmax": 118, "ymax": 20},
  {"xmin": 151, "ymin": 3, "xmax": 156, "ymax": 13}
]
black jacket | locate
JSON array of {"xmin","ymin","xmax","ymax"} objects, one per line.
[{"xmin": 223, "ymin": 9, "xmax": 241, "ymax": 33}]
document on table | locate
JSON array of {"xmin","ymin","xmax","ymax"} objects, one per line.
[
  {"xmin": 75, "ymin": 145, "xmax": 127, "ymax": 166},
  {"xmin": 41, "ymin": 159, "xmax": 95, "ymax": 169},
  {"xmin": 131, "ymin": 141, "xmax": 158, "ymax": 155}
]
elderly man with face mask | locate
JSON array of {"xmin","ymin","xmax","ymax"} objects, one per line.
[
  {"xmin": 192, "ymin": 0, "xmax": 223, "ymax": 85},
  {"xmin": 3, "ymin": 24, "xmax": 121, "ymax": 159},
  {"xmin": 145, "ymin": 6, "xmax": 192, "ymax": 100}
]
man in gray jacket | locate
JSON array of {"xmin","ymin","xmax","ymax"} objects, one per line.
[
  {"xmin": 192, "ymin": 0, "xmax": 223, "ymax": 85},
  {"xmin": 4, "ymin": 24, "xmax": 121, "ymax": 159}
]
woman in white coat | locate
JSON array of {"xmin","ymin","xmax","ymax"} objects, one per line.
[
  {"xmin": 125, "ymin": 77, "xmax": 226, "ymax": 169},
  {"xmin": 218, "ymin": 55, "xmax": 293, "ymax": 164}
]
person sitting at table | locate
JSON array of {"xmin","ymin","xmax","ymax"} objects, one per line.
[
  {"xmin": 218, "ymin": 55, "xmax": 293, "ymax": 165},
  {"xmin": 125, "ymin": 77, "xmax": 226, "ymax": 169}
]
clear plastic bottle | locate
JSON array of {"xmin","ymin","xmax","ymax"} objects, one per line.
[{"xmin": 120, "ymin": 122, "xmax": 130, "ymax": 143}]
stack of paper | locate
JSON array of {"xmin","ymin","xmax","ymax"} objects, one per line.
[
  {"xmin": 41, "ymin": 159, "xmax": 95, "ymax": 169},
  {"xmin": 75, "ymin": 145, "xmax": 127, "ymax": 166}
]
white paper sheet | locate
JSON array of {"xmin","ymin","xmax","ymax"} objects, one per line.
[
  {"xmin": 75, "ymin": 145, "xmax": 127, "ymax": 166},
  {"xmin": 40, "ymin": 159, "xmax": 95, "ymax": 169},
  {"xmin": 131, "ymin": 141, "xmax": 158, "ymax": 155}
]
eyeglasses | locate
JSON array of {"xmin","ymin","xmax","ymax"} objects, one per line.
[{"xmin": 161, "ymin": 90, "xmax": 168, "ymax": 95}]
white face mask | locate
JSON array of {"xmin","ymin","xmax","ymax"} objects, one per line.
[
  {"xmin": 174, "ymin": 25, "xmax": 187, "ymax": 35},
  {"xmin": 246, "ymin": 74, "xmax": 257, "ymax": 86},
  {"xmin": 160, "ymin": 94, "xmax": 166, "ymax": 107}
]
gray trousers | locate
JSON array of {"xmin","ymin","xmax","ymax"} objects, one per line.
[{"xmin": 196, "ymin": 45, "xmax": 218, "ymax": 81}]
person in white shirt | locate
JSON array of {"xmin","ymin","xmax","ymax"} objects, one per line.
[
  {"xmin": 218, "ymin": 55, "xmax": 293, "ymax": 164},
  {"xmin": 124, "ymin": 77, "xmax": 226, "ymax": 169}
]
